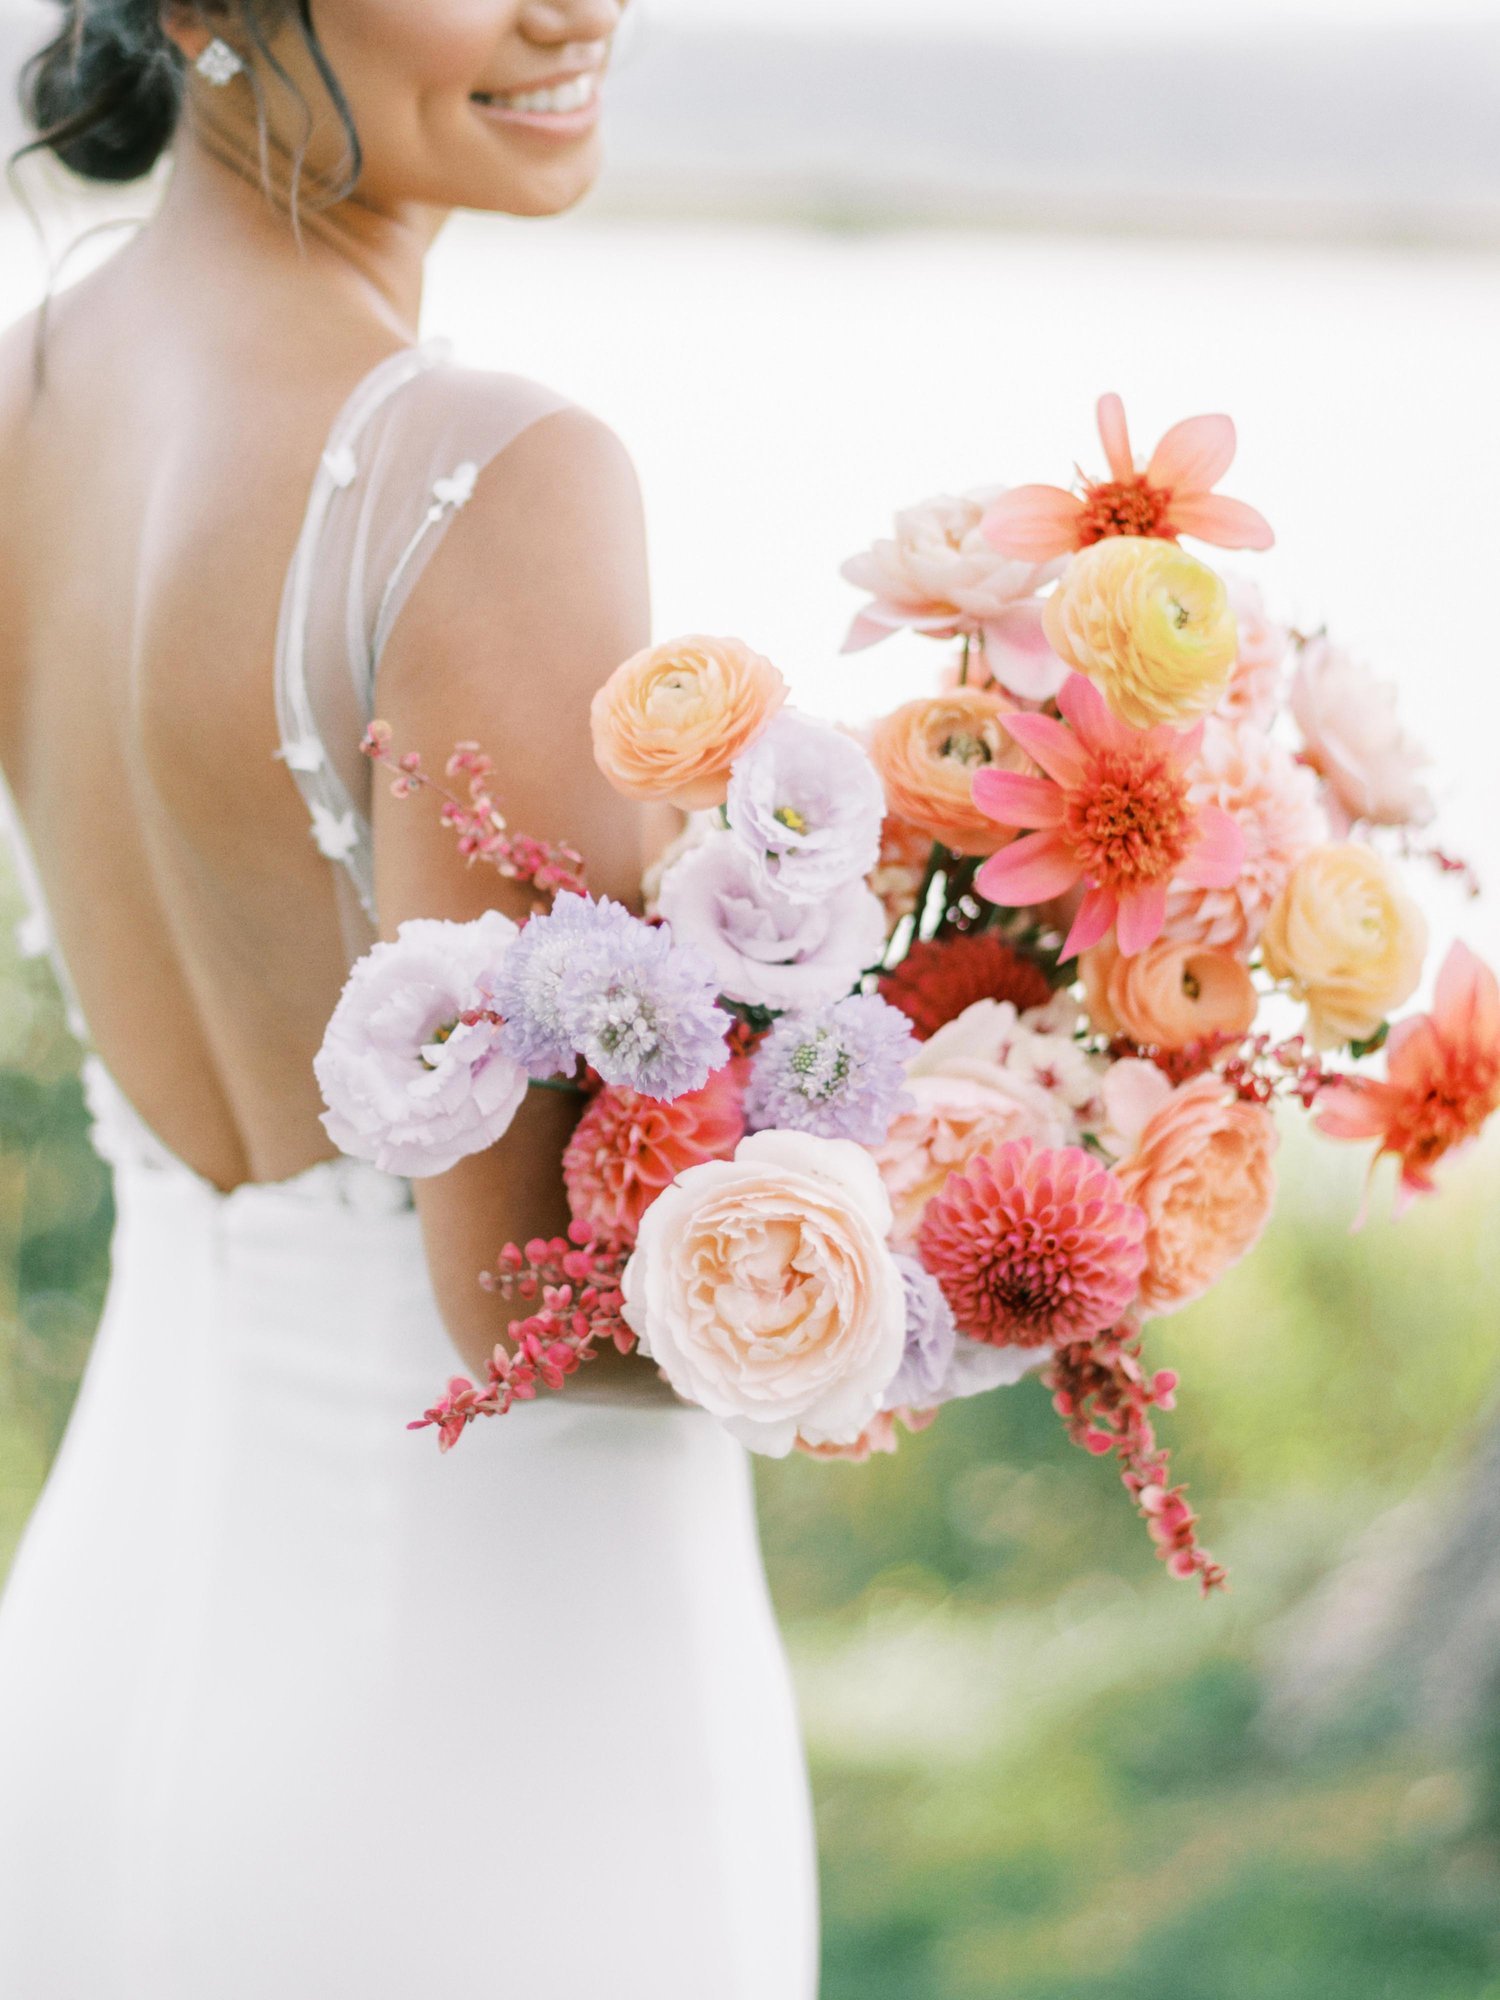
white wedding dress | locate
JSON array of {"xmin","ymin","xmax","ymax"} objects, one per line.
[{"xmin": 0, "ymin": 343, "xmax": 819, "ymax": 1998}]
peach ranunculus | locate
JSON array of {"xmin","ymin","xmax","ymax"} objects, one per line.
[
  {"xmin": 620, "ymin": 1130, "xmax": 907, "ymax": 1457},
  {"xmin": 1081, "ymin": 935, "xmax": 1258, "ymax": 1050},
  {"xmin": 1114, "ymin": 1073, "xmax": 1279, "ymax": 1315},
  {"xmin": 590, "ymin": 635, "xmax": 787, "ymax": 810},
  {"xmin": 1260, "ymin": 843, "xmax": 1428, "ymax": 1049},
  {"xmin": 841, "ymin": 488, "xmax": 1066, "ymax": 701},
  {"xmin": 1288, "ymin": 636, "xmax": 1436, "ymax": 833},
  {"xmin": 875, "ymin": 1069, "xmax": 1070, "ymax": 1251},
  {"xmin": 1043, "ymin": 537, "xmax": 1239, "ymax": 730},
  {"xmin": 869, "ymin": 688, "xmax": 1034, "ymax": 856}
]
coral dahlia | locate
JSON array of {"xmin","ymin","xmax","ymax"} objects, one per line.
[
  {"xmin": 917, "ymin": 1139, "xmax": 1147, "ymax": 1348},
  {"xmin": 563, "ymin": 1062, "xmax": 746, "ymax": 1242},
  {"xmin": 878, "ymin": 933, "xmax": 1054, "ymax": 1040},
  {"xmin": 1316, "ymin": 941, "xmax": 1500, "ymax": 1212},
  {"xmin": 971, "ymin": 673, "xmax": 1245, "ymax": 960},
  {"xmin": 983, "ymin": 392, "xmax": 1275, "ymax": 563}
]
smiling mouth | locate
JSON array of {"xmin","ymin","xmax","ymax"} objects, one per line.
[{"xmin": 471, "ymin": 72, "xmax": 601, "ymax": 116}]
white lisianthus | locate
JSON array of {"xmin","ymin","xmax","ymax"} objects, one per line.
[
  {"xmin": 621, "ymin": 1130, "xmax": 907, "ymax": 1458},
  {"xmin": 656, "ymin": 831, "xmax": 887, "ymax": 1011},
  {"xmin": 314, "ymin": 910, "xmax": 527, "ymax": 1178}
]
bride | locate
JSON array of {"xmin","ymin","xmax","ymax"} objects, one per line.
[{"xmin": 0, "ymin": 3, "xmax": 818, "ymax": 1993}]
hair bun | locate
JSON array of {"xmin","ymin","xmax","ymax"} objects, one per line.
[{"xmin": 20, "ymin": 6, "xmax": 182, "ymax": 184}]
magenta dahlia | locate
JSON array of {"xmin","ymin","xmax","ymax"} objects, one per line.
[{"xmin": 917, "ymin": 1139, "xmax": 1147, "ymax": 1348}]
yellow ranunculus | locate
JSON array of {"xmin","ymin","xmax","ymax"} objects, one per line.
[
  {"xmin": 1260, "ymin": 842, "xmax": 1427, "ymax": 1049},
  {"xmin": 1043, "ymin": 536, "xmax": 1237, "ymax": 729}
]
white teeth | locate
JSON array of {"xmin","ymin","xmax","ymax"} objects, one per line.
[{"xmin": 487, "ymin": 73, "xmax": 598, "ymax": 115}]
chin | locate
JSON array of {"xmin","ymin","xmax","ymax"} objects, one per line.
[{"xmin": 454, "ymin": 133, "xmax": 607, "ymax": 220}]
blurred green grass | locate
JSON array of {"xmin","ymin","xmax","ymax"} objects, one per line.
[{"xmin": 2, "ymin": 861, "xmax": 1498, "ymax": 1996}]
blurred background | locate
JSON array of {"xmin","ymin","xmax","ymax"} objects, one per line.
[{"xmin": 3, "ymin": 0, "xmax": 1500, "ymax": 1993}]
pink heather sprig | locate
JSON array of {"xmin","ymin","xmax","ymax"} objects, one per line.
[
  {"xmin": 362, "ymin": 722, "xmax": 588, "ymax": 899},
  {"xmin": 1045, "ymin": 1323, "xmax": 1228, "ymax": 1595},
  {"xmin": 1396, "ymin": 830, "xmax": 1482, "ymax": 901},
  {"xmin": 408, "ymin": 1223, "xmax": 637, "ymax": 1451},
  {"xmin": 1106, "ymin": 1030, "xmax": 1344, "ymax": 1110}
]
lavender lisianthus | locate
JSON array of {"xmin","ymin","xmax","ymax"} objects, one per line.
[
  {"xmin": 314, "ymin": 910, "xmax": 527, "ymax": 1178},
  {"xmin": 745, "ymin": 993, "xmax": 916, "ymax": 1145},
  {"xmin": 881, "ymin": 1255, "xmax": 959, "ymax": 1410},
  {"xmin": 726, "ymin": 711, "xmax": 886, "ymax": 903},
  {"xmin": 657, "ymin": 832, "xmax": 888, "ymax": 1012},
  {"xmin": 491, "ymin": 892, "xmax": 729, "ymax": 1099}
]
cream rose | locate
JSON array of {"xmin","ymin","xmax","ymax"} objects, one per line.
[
  {"xmin": 620, "ymin": 1130, "xmax": 906, "ymax": 1457},
  {"xmin": 1043, "ymin": 536, "xmax": 1238, "ymax": 729},
  {"xmin": 1260, "ymin": 842, "xmax": 1427, "ymax": 1048},
  {"xmin": 874, "ymin": 1072, "xmax": 1069, "ymax": 1251},
  {"xmin": 1114, "ymin": 1074, "xmax": 1279, "ymax": 1314},
  {"xmin": 591, "ymin": 635, "xmax": 787, "ymax": 810}
]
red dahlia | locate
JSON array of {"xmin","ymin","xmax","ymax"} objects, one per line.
[{"xmin": 878, "ymin": 932, "xmax": 1054, "ymax": 1040}]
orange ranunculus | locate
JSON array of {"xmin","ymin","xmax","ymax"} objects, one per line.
[
  {"xmin": 1081, "ymin": 936, "xmax": 1258, "ymax": 1050},
  {"xmin": 590, "ymin": 635, "xmax": 787, "ymax": 810},
  {"xmin": 1115, "ymin": 1073, "xmax": 1278, "ymax": 1315},
  {"xmin": 869, "ymin": 688, "xmax": 1032, "ymax": 857}
]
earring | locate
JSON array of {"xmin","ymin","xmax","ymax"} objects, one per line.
[{"xmin": 196, "ymin": 37, "xmax": 246, "ymax": 87}]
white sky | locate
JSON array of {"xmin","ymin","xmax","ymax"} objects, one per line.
[{"xmin": 647, "ymin": 0, "xmax": 1495, "ymax": 33}]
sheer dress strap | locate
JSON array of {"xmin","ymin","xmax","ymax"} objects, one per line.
[{"xmin": 273, "ymin": 342, "xmax": 574, "ymax": 951}]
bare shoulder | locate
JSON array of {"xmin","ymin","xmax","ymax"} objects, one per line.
[
  {"xmin": 385, "ymin": 388, "xmax": 648, "ymax": 708},
  {"xmin": 372, "ymin": 389, "xmax": 656, "ymax": 920}
]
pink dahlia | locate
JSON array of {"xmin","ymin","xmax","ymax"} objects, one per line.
[
  {"xmin": 983, "ymin": 393, "xmax": 1275, "ymax": 564},
  {"xmin": 562, "ymin": 1062, "xmax": 746, "ymax": 1242},
  {"xmin": 1161, "ymin": 717, "xmax": 1326, "ymax": 953},
  {"xmin": 1317, "ymin": 941, "xmax": 1500, "ymax": 1212},
  {"xmin": 971, "ymin": 673, "xmax": 1245, "ymax": 960},
  {"xmin": 917, "ymin": 1139, "xmax": 1147, "ymax": 1349}
]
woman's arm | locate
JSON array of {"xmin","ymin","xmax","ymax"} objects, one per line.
[{"xmin": 372, "ymin": 406, "xmax": 665, "ymax": 1375}]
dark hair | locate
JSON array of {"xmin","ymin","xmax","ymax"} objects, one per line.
[{"xmin": 15, "ymin": 2, "xmax": 361, "ymax": 198}]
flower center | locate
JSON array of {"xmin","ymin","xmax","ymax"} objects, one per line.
[
  {"xmin": 982, "ymin": 1219, "xmax": 1070, "ymax": 1336},
  {"xmin": 1076, "ymin": 476, "xmax": 1173, "ymax": 545},
  {"xmin": 1064, "ymin": 752, "xmax": 1194, "ymax": 887},
  {"xmin": 774, "ymin": 805, "xmax": 810, "ymax": 835},
  {"xmin": 940, "ymin": 731, "xmax": 992, "ymax": 768},
  {"xmin": 1181, "ymin": 969, "xmax": 1202, "ymax": 1002},
  {"xmin": 789, "ymin": 1031, "xmax": 852, "ymax": 1103}
]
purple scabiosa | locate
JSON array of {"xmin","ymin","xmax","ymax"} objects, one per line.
[
  {"xmin": 492, "ymin": 893, "xmax": 730, "ymax": 1099},
  {"xmin": 745, "ymin": 994, "xmax": 916, "ymax": 1146}
]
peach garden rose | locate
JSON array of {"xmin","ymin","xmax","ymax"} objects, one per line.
[
  {"xmin": 1114, "ymin": 1073, "xmax": 1279, "ymax": 1314},
  {"xmin": 590, "ymin": 635, "xmax": 787, "ymax": 810},
  {"xmin": 1260, "ymin": 842, "xmax": 1427, "ymax": 1048},
  {"xmin": 620, "ymin": 1130, "xmax": 907, "ymax": 1457}
]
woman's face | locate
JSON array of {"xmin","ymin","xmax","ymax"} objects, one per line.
[{"xmin": 220, "ymin": 0, "xmax": 629, "ymax": 218}]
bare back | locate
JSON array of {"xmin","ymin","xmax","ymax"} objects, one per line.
[{"xmin": 0, "ymin": 228, "xmax": 657, "ymax": 1370}]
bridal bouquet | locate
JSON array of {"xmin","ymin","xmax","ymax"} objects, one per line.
[{"xmin": 315, "ymin": 393, "xmax": 1499, "ymax": 1593}]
